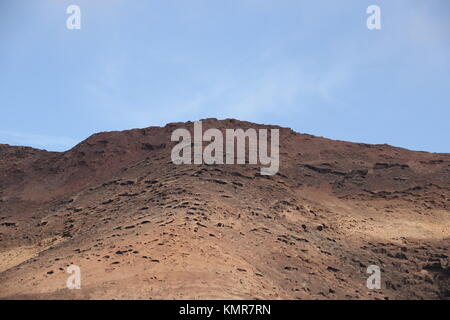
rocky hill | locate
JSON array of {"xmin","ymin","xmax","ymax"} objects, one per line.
[{"xmin": 0, "ymin": 119, "xmax": 448, "ymax": 299}]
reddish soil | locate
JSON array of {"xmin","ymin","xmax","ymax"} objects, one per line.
[{"xmin": 0, "ymin": 119, "xmax": 448, "ymax": 299}]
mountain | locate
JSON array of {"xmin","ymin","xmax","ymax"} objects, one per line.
[{"xmin": 0, "ymin": 118, "xmax": 448, "ymax": 299}]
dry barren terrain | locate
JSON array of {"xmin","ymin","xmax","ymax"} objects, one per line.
[{"xmin": 0, "ymin": 119, "xmax": 448, "ymax": 299}]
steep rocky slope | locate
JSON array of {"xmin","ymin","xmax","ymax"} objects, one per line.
[{"xmin": 0, "ymin": 119, "xmax": 448, "ymax": 299}]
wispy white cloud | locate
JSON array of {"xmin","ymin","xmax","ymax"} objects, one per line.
[
  {"xmin": 219, "ymin": 62, "xmax": 350, "ymax": 119},
  {"xmin": 83, "ymin": 56, "xmax": 353, "ymax": 127},
  {"xmin": 0, "ymin": 130, "xmax": 78, "ymax": 151},
  {"xmin": 404, "ymin": 5, "xmax": 450, "ymax": 66},
  {"xmin": 74, "ymin": 0, "xmax": 448, "ymax": 154}
]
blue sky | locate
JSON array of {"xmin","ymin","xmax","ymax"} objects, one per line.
[{"xmin": 0, "ymin": 0, "xmax": 449, "ymax": 152}]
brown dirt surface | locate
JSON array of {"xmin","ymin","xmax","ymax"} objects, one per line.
[{"xmin": 0, "ymin": 118, "xmax": 448, "ymax": 300}]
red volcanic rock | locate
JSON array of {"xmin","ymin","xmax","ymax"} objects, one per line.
[{"xmin": 0, "ymin": 119, "xmax": 449, "ymax": 299}]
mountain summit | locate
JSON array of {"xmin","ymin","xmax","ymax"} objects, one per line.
[{"xmin": 0, "ymin": 119, "xmax": 449, "ymax": 299}]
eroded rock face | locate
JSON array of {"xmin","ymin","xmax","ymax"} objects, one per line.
[{"xmin": 0, "ymin": 119, "xmax": 449, "ymax": 300}]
